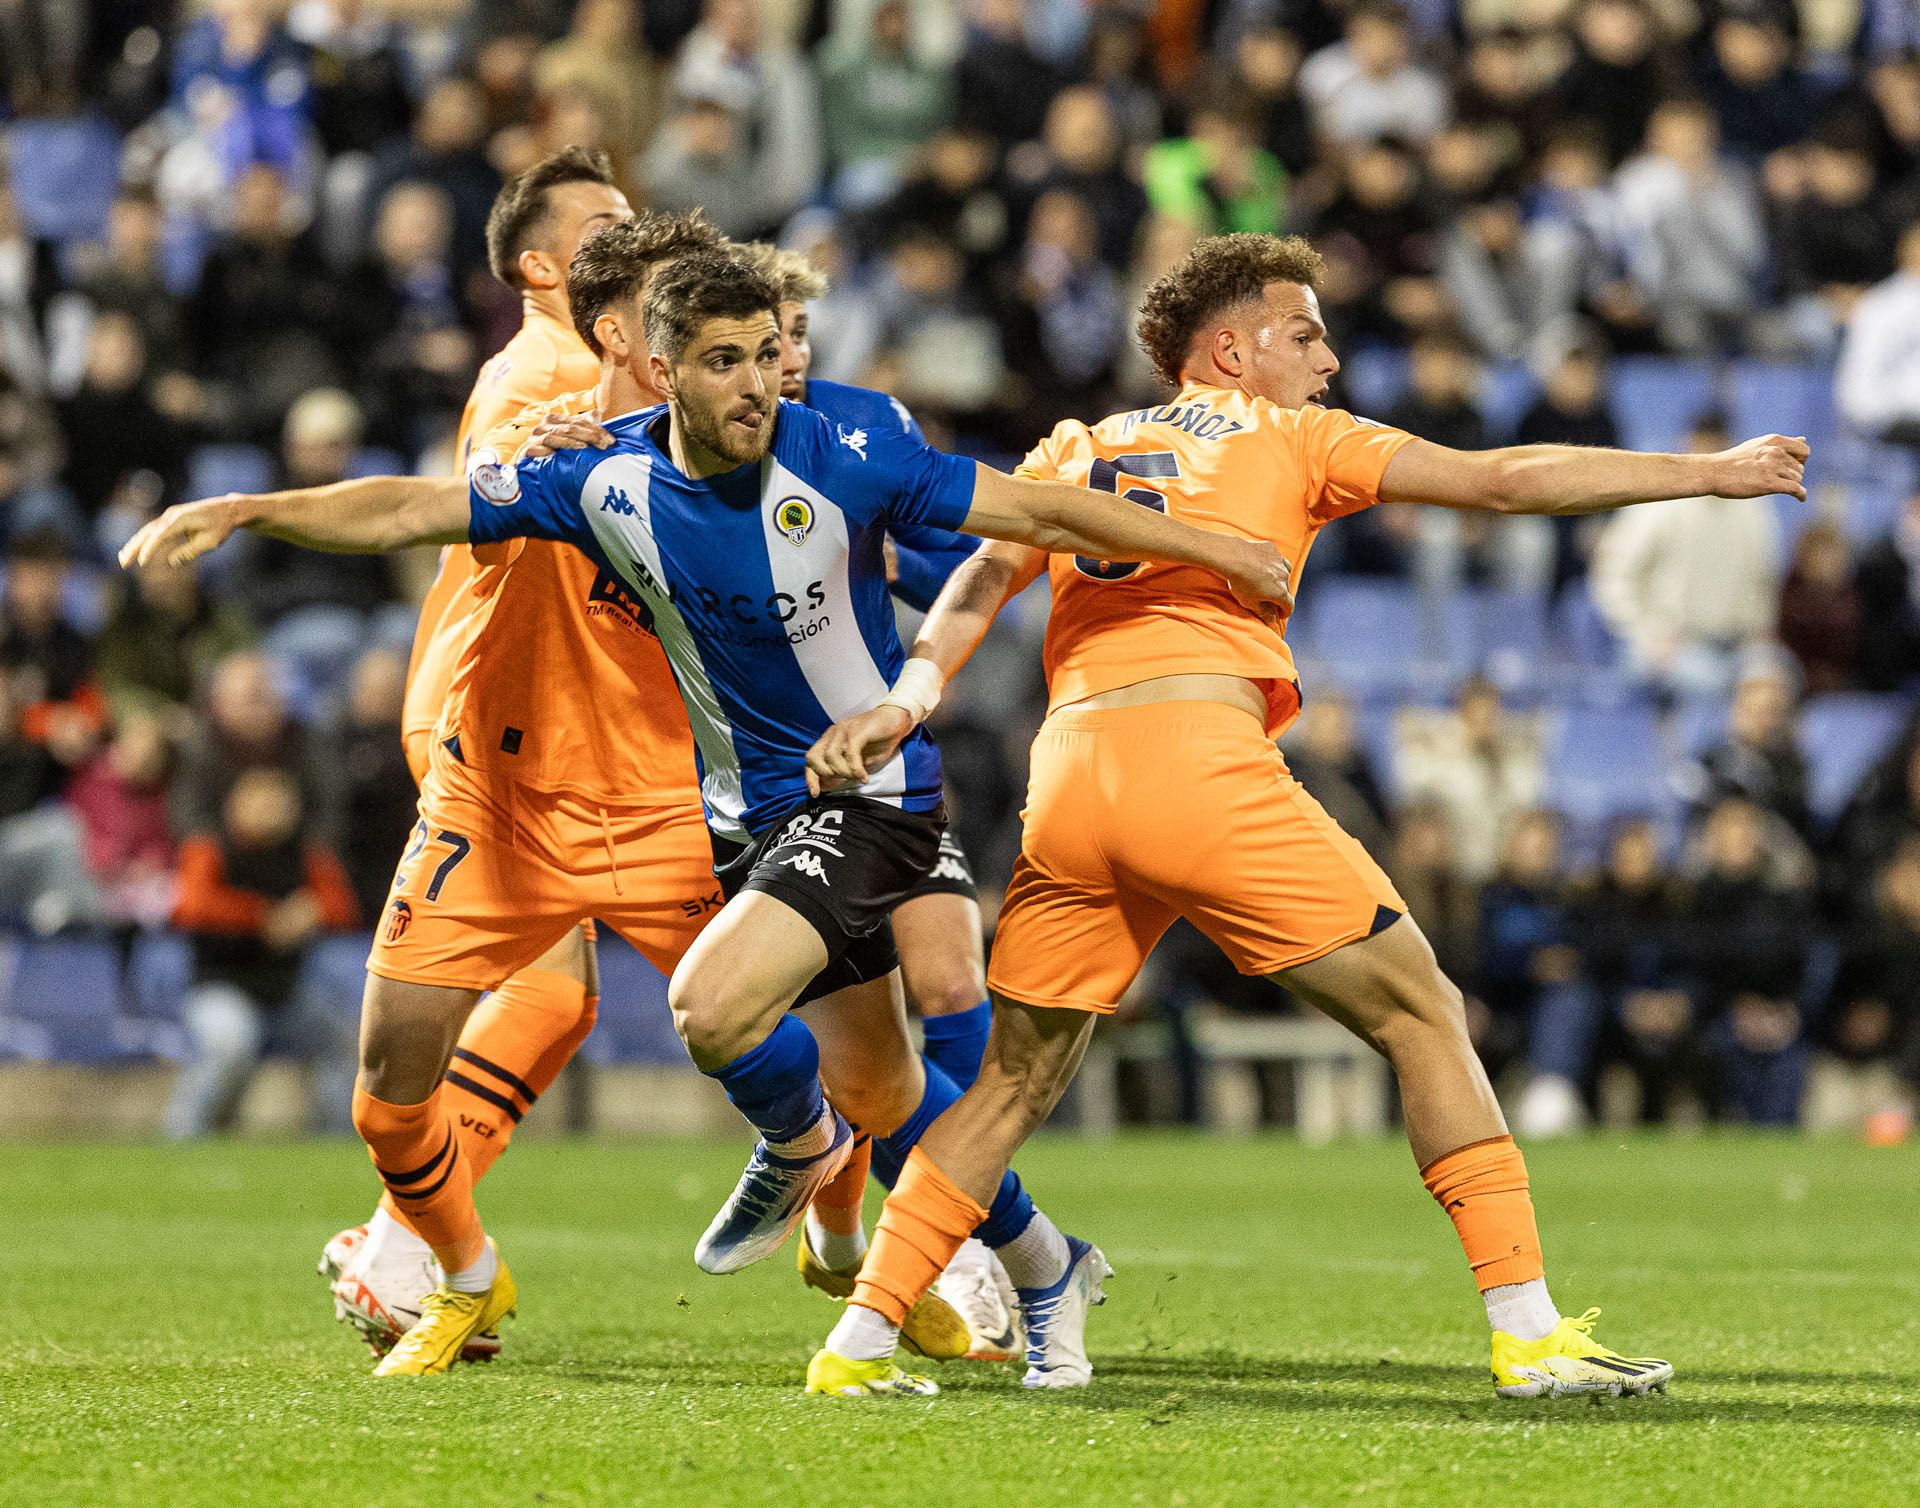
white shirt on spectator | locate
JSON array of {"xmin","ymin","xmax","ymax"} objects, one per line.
[
  {"xmin": 1298, "ymin": 43, "xmax": 1449, "ymax": 144},
  {"xmin": 1590, "ymin": 494, "xmax": 1780, "ymax": 667},
  {"xmin": 1836, "ymin": 270, "xmax": 1920, "ymax": 436}
]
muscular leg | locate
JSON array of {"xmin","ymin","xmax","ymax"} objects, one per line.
[{"xmin": 892, "ymin": 891, "xmax": 992, "ymax": 1090}]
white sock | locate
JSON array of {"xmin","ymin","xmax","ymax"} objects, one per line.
[
  {"xmin": 440, "ymin": 1239, "xmax": 498, "ymax": 1294},
  {"xmin": 767, "ymin": 1106, "xmax": 837, "ymax": 1161},
  {"xmin": 806, "ymin": 1209, "xmax": 867, "ymax": 1274},
  {"xmin": 826, "ymin": 1302, "xmax": 900, "ymax": 1361},
  {"xmin": 362, "ymin": 1205, "xmax": 430, "ymax": 1264},
  {"xmin": 1484, "ymin": 1279, "xmax": 1559, "ymax": 1341},
  {"xmin": 993, "ymin": 1210, "xmax": 1070, "ymax": 1291}
]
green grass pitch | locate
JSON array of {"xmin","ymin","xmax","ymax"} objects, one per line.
[{"xmin": 6, "ymin": 1133, "xmax": 1918, "ymax": 1507}]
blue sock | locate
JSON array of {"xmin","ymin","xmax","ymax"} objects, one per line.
[
  {"xmin": 920, "ymin": 1000, "xmax": 991, "ymax": 1092},
  {"xmin": 870, "ymin": 1054, "xmax": 1035, "ymax": 1247},
  {"xmin": 707, "ymin": 1015, "xmax": 825, "ymax": 1144}
]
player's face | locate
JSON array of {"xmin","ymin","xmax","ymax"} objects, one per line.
[
  {"xmin": 545, "ymin": 181, "xmax": 633, "ymax": 271},
  {"xmin": 1241, "ymin": 282, "xmax": 1340, "ymax": 411},
  {"xmin": 775, "ymin": 299, "xmax": 812, "ymax": 401},
  {"xmin": 670, "ymin": 312, "xmax": 782, "ymax": 467}
]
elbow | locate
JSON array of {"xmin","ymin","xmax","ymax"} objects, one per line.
[{"xmin": 1482, "ymin": 459, "xmax": 1535, "ymax": 515}]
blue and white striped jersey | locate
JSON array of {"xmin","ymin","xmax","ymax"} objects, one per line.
[
  {"xmin": 806, "ymin": 378, "xmax": 980, "ymax": 612},
  {"xmin": 466, "ymin": 398, "xmax": 977, "ymax": 838}
]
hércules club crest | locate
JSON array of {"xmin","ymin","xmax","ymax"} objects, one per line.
[{"xmin": 775, "ymin": 497, "xmax": 814, "ymax": 545}]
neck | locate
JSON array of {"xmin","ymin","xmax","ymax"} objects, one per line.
[
  {"xmin": 523, "ymin": 285, "xmax": 570, "ymax": 329},
  {"xmin": 1182, "ymin": 366, "xmax": 1247, "ymax": 399},
  {"xmin": 595, "ymin": 359, "xmax": 657, "ymax": 421},
  {"xmin": 666, "ymin": 408, "xmax": 740, "ymax": 479}
]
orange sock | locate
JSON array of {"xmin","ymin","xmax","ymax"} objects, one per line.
[
  {"xmin": 850, "ymin": 1147, "xmax": 985, "ymax": 1325},
  {"xmin": 443, "ymin": 966, "xmax": 598, "ymax": 1184},
  {"xmin": 810, "ymin": 1135, "xmax": 872, "ymax": 1236},
  {"xmin": 352, "ymin": 1085, "xmax": 485, "ymax": 1271},
  {"xmin": 1421, "ymin": 1134, "xmax": 1545, "ymax": 1291}
]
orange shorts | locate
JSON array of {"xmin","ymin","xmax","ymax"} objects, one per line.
[
  {"xmin": 367, "ymin": 742, "xmax": 721, "ymax": 993},
  {"xmin": 986, "ymin": 701, "xmax": 1405, "ymax": 1014}
]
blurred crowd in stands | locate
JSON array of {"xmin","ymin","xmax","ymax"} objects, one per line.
[{"xmin": 2, "ymin": 0, "xmax": 1920, "ymax": 1135}]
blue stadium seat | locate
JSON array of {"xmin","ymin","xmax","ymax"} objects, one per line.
[
  {"xmin": 1477, "ymin": 360, "xmax": 1539, "ymax": 443},
  {"xmin": 0, "ymin": 935, "xmax": 127, "ymax": 1063},
  {"xmin": 1543, "ymin": 700, "xmax": 1672, "ymax": 827},
  {"xmin": 1548, "ymin": 583, "xmax": 1624, "ymax": 672},
  {"xmin": 1839, "ymin": 482, "xmax": 1907, "ymax": 543},
  {"xmin": 348, "ymin": 448, "xmax": 407, "ymax": 480},
  {"xmin": 1798, "ymin": 694, "xmax": 1912, "ymax": 826},
  {"xmin": 581, "ymin": 932, "xmax": 683, "ymax": 1066},
  {"xmin": 6, "ymin": 116, "xmax": 120, "ymax": 248},
  {"xmin": 187, "ymin": 445, "xmax": 276, "ymax": 501},
  {"xmin": 1443, "ymin": 587, "xmax": 1550, "ymax": 690},
  {"xmin": 1611, "ymin": 357, "xmax": 1716, "ymax": 454},
  {"xmin": 1291, "ymin": 578, "xmax": 1425, "ymax": 697},
  {"xmin": 1729, "ymin": 361, "xmax": 1836, "ymax": 459},
  {"xmin": 125, "ymin": 932, "xmax": 193, "ymax": 1022}
]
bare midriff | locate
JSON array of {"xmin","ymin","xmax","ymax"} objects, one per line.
[{"xmin": 1056, "ymin": 673, "xmax": 1268, "ymax": 724}]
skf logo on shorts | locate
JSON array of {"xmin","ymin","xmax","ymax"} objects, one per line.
[
  {"xmin": 776, "ymin": 497, "xmax": 814, "ymax": 546},
  {"xmin": 385, "ymin": 898, "xmax": 413, "ymax": 943},
  {"xmin": 468, "ymin": 448, "xmax": 520, "ymax": 506}
]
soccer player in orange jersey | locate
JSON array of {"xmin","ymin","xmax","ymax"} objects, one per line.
[{"xmin": 801, "ymin": 233, "xmax": 1808, "ymax": 1397}]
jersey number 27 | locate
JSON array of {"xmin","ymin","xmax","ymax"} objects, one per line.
[{"xmin": 1075, "ymin": 452, "xmax": 1180, "ymax": 581}]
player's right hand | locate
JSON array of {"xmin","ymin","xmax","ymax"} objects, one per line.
[
  {"xmin": 521, "ymin": 412, "xmax": 614, "ymax": 459},
  {"xmin": 806, "ymin": 705, "xmax": 915, "ymax": 795},
  {"xmin": 1222, "ymin": 539, "xmax": 1295, "ymax": 626},
  {"xmin": 1712, "ymin": 434, "xmax": 1809, "ymax": 500},
  {"xmin": 118, "ymin": 496, "xmax": 243, "ymax": 570}
]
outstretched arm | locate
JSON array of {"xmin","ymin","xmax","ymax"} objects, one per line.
[
  {"xmin": 1379, "ymin": 433, "xmax": 1809, "ymax": 516},
  {"xmin": 807, "ymin": 540, "xmax": 1046, "ymax": 795},
  {"xmin": 962, "ymin": 463, "xmax": 1293, "ymax": 622},
  {"xmin": 119, "ymin": 477, "xmax": 470, "ymax": 569}
]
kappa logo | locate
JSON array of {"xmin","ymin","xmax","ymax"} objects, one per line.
[
  {"xmin": 931, "ymin": 855, "xmax": 969, "ymax": 883},
  {"xmin": 780, "ymin": 851, "xmax": 830, "ymax": 884},
  {"xmin": 601, "ymin": 485, "xmax": 638, "ymax": 517},
  {"xmin": 836, "ymin": 423, "xmax": 869, "ymax": 460},
  {"xmin": 776, "ymin": 496, "xmax": 814, "ymax": 546}
]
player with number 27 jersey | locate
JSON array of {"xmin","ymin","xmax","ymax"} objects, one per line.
[{"xmin": 992, "ymin": 383, "xmax": 1417, "ymax": 1013}]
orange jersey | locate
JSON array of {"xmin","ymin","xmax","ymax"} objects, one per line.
[
  {"xmin": 1016, "ymin": 382, "xmax": 1415, "ymax": 737},
  {"xmin": 402, "ymin": 303, "xmax": 603, "ymax": 750},
  {"xmin": 427, "ymin": 387, "xmax": 699, "ymax": 808}
]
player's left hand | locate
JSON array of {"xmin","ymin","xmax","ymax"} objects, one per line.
[
  {"xmin": 118, "ymin": 497, "xmax": 244, "ymax": 570},
  {"xmin": 1221, "ymin": 538, "xmax": 1296, "ymax": 626},
  {"xmin": 806, "ymin": 705, "xmax": 915, "ymax": 795},
  {"xmin": 1711, "ymin": 434, "xmax": 1810, "ymax": 501},
  {"xmin": 521, "ymin": 412, "xmax": 614, "ymax": 458}
]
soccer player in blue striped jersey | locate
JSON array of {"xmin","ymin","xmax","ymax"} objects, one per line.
[{"xmin": 123, "ymin": 243, "xmax": 1295, "ymax": 1391}]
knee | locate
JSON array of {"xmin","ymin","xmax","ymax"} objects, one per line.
[
  {"xmin": 902, "ymin": 949, "xmax": 987, "ymax": 1020},
  {"xmin": 1369, "ymin": 971, "xmax": 1473, "ymax": 1056},
  {"xmin": 668, "ymin": 965, "xmax": 754, "ymax": 1069}
]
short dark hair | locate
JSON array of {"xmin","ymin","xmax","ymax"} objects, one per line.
[
  {"xmin": 566, "ymin": 210, "xmax": 725, "ymax": 356},
  {"xmin": 1136, "ymin": 233, "xmax": 1327, "ymax": 388},
  {"xmin": 484, "ymin": 146, "xmax": 617, "ymax": 289},
  {"xmin": 641, "ymin": 246, "xmax": 781, "ymax": 367}
]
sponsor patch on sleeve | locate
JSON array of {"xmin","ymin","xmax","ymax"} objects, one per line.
[{"xmin": 468, "ymin": 447, "xmax": 521, "ymax": 506}]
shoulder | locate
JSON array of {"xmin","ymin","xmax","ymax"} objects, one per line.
[{"xmin": 807, "ymin": 379, "xmax": 914, "ymax": 437}]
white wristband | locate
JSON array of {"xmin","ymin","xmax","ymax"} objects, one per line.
[{"xmin": 878, "ymin": 657, "xmax": 944, "ymax": 726}]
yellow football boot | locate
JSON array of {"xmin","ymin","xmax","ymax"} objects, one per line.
[
  {"xmin": 795, "ymin": 1228, "xmax": 970, "ymax": 1361},
  {"xmin": 1491, "ymin": 1308, "xmax": 1672, "ymax": 1398},
  {"xmin": 804, "ymin": 1349, "xmax": 939, "ymax": 1398},
  {"xmin": 371, "ymin": 1243, "xmax": 517, "ymax": 1377}
]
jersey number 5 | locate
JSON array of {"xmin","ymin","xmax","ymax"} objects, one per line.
[{"xmin": 1075, "ymin": 452, "xmax": 1180, "ymax": 581}]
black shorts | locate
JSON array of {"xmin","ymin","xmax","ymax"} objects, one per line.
[
  {"xmin": 899, "ymin": 828, "xmax": 978, "ymax": 904},
  {"xmin": 711, "ymin": 796, "xmax": 947, "ymax": 1005}
]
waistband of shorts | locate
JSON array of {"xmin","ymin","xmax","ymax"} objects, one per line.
[{"xmin": 1040, "ymin": 699, "xmax": 1273, "ymax": 736}]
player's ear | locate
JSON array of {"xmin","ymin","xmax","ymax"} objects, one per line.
[
  {"xmin": 1211, "ymin": 324, "xmax": 1245, "ymax": 379},
  {"xmin": 648, "ymin": 349, "xmax": 674, "ymax": 397},
  {"xmin": 518, "ymin": 247, "xmax": 560, "ymax": 291},
  {"xmin": 596, "ymin": 311, "xmax": 628, "ymax": 362}
]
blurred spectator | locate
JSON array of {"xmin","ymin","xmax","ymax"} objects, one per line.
[
  {"xmin": 340, "ymin": 182, "xmax": 476, "ymax": 447},
  {"xmin": 1521, "ymin": 130, "xmax": 1655, "ymax": 357},
  {"xmin": 867, "ymin": 226, "xmax": 1008, "ymax": 420},
  {"xmin": 290, "ymin": 0, "xmax": 415, "ymax": 161},
  {"xmin": 1082, "ymin": 10, "xmax": 1165, "ymax": 156},
  {"xmin": 1519, "ymin": 817, "xmax": 1693, "ymax": 1134},
  {"xmin": 97, "ymin": 560, "xmax": 257, "ymax": 721},
  {"xmin": 859, "ymin": 126, "xmax": 1012, "ymax": 275},
  {"xmin": 1854, "ymin": 493, "xmax": 1920, "ymax": 692},
  {"xmin": 1698, "ymin": 6, "xmax": 1820, "ymax": 161},
  {"xmin": 818, "ymin": 0, "xmax": 954, "ymax": 208},
  {"xmin": 47, "ymin": 188, "xmax": 194, "ymax": 400},
  {"xmin": 1554, "ymin": 0, "xmax": 1682, "ymax": 167},
  {"xmin": 669, "ymin": 0, "xmax": 823, "ymax": 228},
  {"xmin": 162, "ymin": 765, "xmax": 357, "ymax": 1139},
  {"xmin": 536, "ymin": 0, "xmax": 665, "ymax": 174},
  {"xmin": 186, "ymin": 163, "xmax": 343, "ymax": 440},
  {"xmin": 1469, "ymin": 809, "xmax": 1572, "ymax": 1080},
  {"xmin": 1385, "ymin": 331, "xmax": 1488, "ymax": 452},
  {"xmin": 1836, "ymin": 221, "xmax": 1920, "ymax": 446},
  {"xmin": 954, "ymin": 0, "xmax": 1063, "ymax": 148},
  {"xmin": 164, "ymin": 0, "xmax": 316, "ymax": 192},
  {"xmin": 1281, "ymin": 688, "xmax": 1390, "ymax": 856},
  {"xmin": 1515, "ymin": 341, "xmax": 1623, "ymax": 586},
  {"xmin": 1142, "ymin": 100, "xmax": 1286, "ymax": 238},
  {"xmin": 172, "ymin": 650, "xmax": 321, "ymax": 842},
  {"xmin": 53, "ymin": 311, "xmax": 190, "ymax": 530},
  {"xmin": 1228, "ymin": 26, "xmax": 1314, "ymax": 177},
  {"xmin": 1680, "ymin": 655, "xmax": 1812, "ymax": 842},
  {"xmin": 363, "ymin": 79, "xmax": 502, "ymax": 286},
  {"xmin": 644, "ymin": 88, "xmax": 789, "ymax": 240},
  {"xmin": 0, "ymin": 530, "xmax": 107, "ymax": 779},
  {"xmin": 1590, "ymin": 412, "xmax": 1779, "ymax": 696},
  {"xmin": 66, "ymin": 710, "xmax": 177, "ymax": 932},
  {"xmin": 1006, "ymin": 86, "xmax": 1149, "ymax": 273},
  {"xmin": 1613, "ymin": 99, "xmax": 1766, "ymax": 354},
  {"xmin": 1823, "ymin": 834, "xmax": 1920, "ymax": 1107},
  {"xmin": 1383, "ymin": 798, "xmax": 1480, "ymax": 983},
  {"xmin": 1397, "ymin": 675, "xmax": 1546, "ymax": 881},
  {"xmin": 0, "ymin": 182, "xmax": 59, "ymax": 393},
  {"xmin": 1776, "ymin": 522, "xmax": 1862, "ymax": 697},
  {"xmin": 1452, "ymin": 27, "xmax": 1555, "ymax": 159},
  {"xmin": 1298, "ymin": 4, "xmax": 1448, "ymax": 147},
  {"xmin": 1833, "ymin": 724, "xmax": 1920, "ymax": 899},
  {"xmin": 322, "ymin": 646, "xmax": 415, "ymax": 921},
  {"xmin": 997, "ymin": 188, "xmax": 1126, "ymax": 426},
  {"xmin": 1686, "ymin": 794, "xmax": 1813, "ymax": 1125},
  {"xmin": 1310, "ymin": 138, "xmax": 1440, "ymax": 343},
  {"xmin": 1766, "ymin": 128, "xmax": 1899, "ymax": 358}
]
